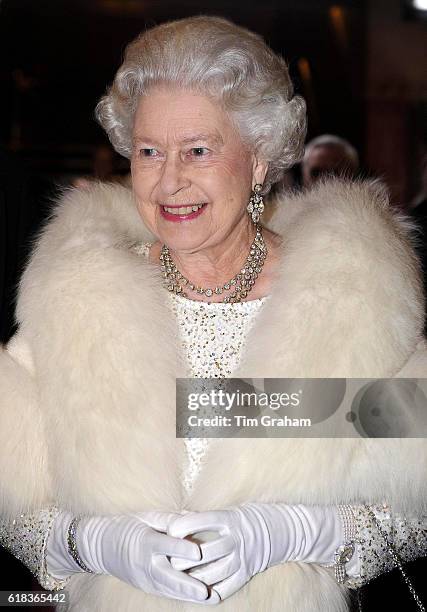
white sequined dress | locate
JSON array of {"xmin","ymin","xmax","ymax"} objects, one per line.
[
  {"xmin": 170, "ymin": 291, "xmax": 267, "ymax": 494},
  {"xmin": 0, "ymin": 245, "xmax": 426, "ymax": 593}
]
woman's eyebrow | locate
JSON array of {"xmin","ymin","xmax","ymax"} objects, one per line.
[
  {"xmin": 132, "ymin": 134, "xmax": 157, "ymax": 146},
  {"xmin": 132, "ymin": 133, "xmax": 224, "ymax": 147},
  {"xmin": 180, "ymin": 133, "xmax": 224, "ymax": 146}
]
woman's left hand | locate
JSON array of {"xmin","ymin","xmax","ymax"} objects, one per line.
[{"xmin": 168, "ymin": 503, "xmax": 344, "ymax": 602}]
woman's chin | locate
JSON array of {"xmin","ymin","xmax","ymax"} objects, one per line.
[
  {"xmin": 160, "ymin": 237, "xmax": 208, "ymax": 255},
  {"xmin": 157, "ymin": 226, "xmax": 214, "ymax": 254}
]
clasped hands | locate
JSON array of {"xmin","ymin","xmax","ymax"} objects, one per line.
[
  {"xmin": 136, "ymin": 504, "xmax": 275, "ymax": 605},
  {"xmin": 128, "ymin": 503, "xmax": 341, "ymax": 604},
  {"xmin": 56, "ymin": 504, "xmax": 341, "ymax": 604}
]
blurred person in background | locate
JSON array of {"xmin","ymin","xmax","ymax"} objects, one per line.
[
  {"xmin": 302, "ymin": 134, "xmax": 360, "ymax": 188},
  {"xmin": 0, "ymin": 16, "xmax": 426, "ymax": 612}
]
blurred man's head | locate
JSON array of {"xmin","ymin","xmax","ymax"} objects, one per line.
[{"xmin": 302, "ymin": 134, "xmax": 359, "ymax": 187}]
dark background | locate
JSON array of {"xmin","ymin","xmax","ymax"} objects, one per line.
[{"xmin": 0, "ymin": 0, "xmax": 426, "ymax": 610}]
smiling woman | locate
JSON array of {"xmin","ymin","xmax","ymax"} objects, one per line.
[
  {"xmin": 0, "ymin": 14, "xmax": 426, "ymax": 612},
  {"xmin": 129, "ymin": 86, "xmax": 270, "ymax": 289}
]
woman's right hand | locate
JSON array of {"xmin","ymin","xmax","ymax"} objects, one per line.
[{"xmin": 46, "ymin": 511, "xmax": 219, "ymax": 603}]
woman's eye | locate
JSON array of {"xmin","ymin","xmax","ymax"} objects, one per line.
[
  {"xmin": 189, "ymin": 147, "xmax": 209, "ymax": 157},
  {"xmin": 140, "ymin": 148, "xmax": 158, "ymax": 157}
]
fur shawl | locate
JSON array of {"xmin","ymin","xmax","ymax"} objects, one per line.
[{"xmin": 1, "ymin": 179, "xmax": 426, "ymax": 612}]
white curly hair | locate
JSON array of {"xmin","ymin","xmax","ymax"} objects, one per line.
[{"xmin": 95, "ymin": 15, "xmax": 307, "ymax": 193}]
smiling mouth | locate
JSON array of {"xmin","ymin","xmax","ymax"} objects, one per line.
[{"xmin": 162, "ymin": 203, "xmax": 206, "ymax": 215}]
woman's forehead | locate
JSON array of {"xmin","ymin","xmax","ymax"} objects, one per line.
[{"xmin": 132, "ymin": 89, "xmax": 236, "ymax": 146}]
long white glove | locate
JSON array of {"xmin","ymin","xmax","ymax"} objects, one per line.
[
  {"xmin": 46, "ymin": 510, "xmax": 219, "ymax": 604},
  {"xmin": 169, "ymin": 504, "xmax": 358, "ymax": 601}
]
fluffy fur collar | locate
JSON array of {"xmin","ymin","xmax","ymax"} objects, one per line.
[{"xmin": 20, "ymin": 178, "xmax": 424, "ymax": 377}]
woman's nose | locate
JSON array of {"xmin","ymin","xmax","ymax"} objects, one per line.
[{"xmin": 158, "ymin": 154, "xmax": 191, "ymax": 196}]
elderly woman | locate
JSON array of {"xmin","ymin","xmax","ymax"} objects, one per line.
[{"xmin": 0, "ymin": 16, "xmax": 426, "ymax": 612}]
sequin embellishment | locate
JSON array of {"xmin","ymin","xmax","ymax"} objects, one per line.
[
  {"xmin": 346, "ymin": 504, "xmax": 427, "ymax": 588},
  {"xmin": 168, "ymin": 291, "xmax": 267, "ymax": 493},
  {"xmin": 0, "ymin": 507, "xmax": 70, "ymax": 591}
]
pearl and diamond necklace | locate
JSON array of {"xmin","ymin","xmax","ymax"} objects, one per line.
[{"xmin": 159, "ymin": 224, "xmax": 268, "ymax": 303}]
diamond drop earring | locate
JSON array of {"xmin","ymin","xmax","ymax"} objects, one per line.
[{"xmin": 247, "ymin": 184, "xmax": 264, "ymax": 223}]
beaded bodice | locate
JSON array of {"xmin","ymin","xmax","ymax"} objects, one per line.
[{"xmin": 168, "ymin": 291, "xmax": 267, "ymax": 493}]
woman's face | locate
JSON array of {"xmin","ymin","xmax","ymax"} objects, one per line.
[{"xmin": 131, "ymin": 85, "xmax": 267, "ymax": 254}]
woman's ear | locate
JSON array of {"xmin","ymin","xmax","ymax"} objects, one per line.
[{"xmin": 252, "ymin": 154, "xmax": 269, "ymax": 187}]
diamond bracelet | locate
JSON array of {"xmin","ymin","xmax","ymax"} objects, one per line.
[
  {"xmin": 66, "ymin": 517, "xmax": 94, "ymax": 574},
  {"xmin": 334, "ymin": 505, "xmax": 358, "ymax": 584}
]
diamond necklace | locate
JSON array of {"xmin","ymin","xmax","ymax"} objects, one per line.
[{"xmin": 159, "ymin": 224, "xmax": 268, "ymax": 303}]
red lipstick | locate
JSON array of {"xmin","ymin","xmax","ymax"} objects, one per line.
[{"xmin": 160, "ymin": 204, "xmax": 207, "ymax": 222}]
